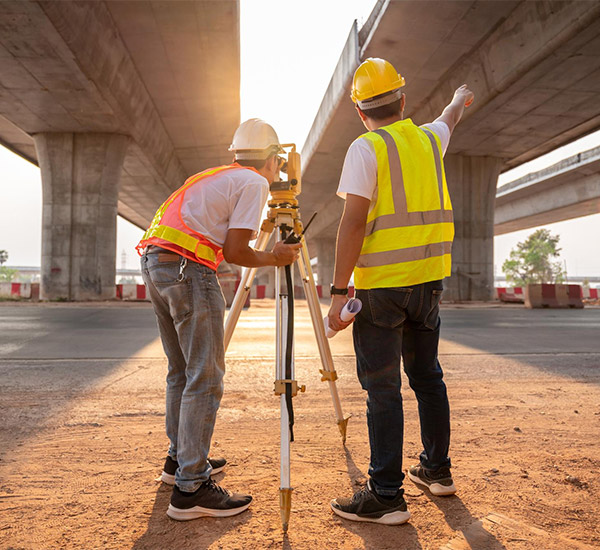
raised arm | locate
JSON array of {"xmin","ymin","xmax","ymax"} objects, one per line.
[{"xmin": 434, "ymin": 84, "xmax": 475, "ymax": 134}]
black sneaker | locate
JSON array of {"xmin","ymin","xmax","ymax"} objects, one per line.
[
  {"xmin": 330, "ymin": 480, "xmax": 411, "ymax": 525},
  {"xmin": 167, "ymin": 479, "xmax": 252, "ymax": 521},
  {"xmin": 407, "ymin": 464, "xmax": 456, "ymax": 496},
  {"xmin": 161, "ymin": 456, "xmax": 227, "ymax": 485}
]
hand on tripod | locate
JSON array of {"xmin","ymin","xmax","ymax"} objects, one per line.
[{"xmin": 271, "ymin": 241, "xmax": 302, "ymax": 266}]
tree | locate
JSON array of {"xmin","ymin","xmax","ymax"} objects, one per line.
[
  {"xmin": 0, "ymin": 266, "xmax": 17, "ymax": 282},
  {"xmin": 502, "ymin": 229, "xmax": 565, "ymax": 286},
  {"xmin": 0, "ymin": 250, "xmax": 7, "ymax": 265},
  {"xmin": 582, "ymin": 278, "xmax": 590, "ymax": 290}
]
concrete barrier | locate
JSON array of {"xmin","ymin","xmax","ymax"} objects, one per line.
[
  {"xmin": 0, "ymin": 282, "xmax": 32, "ymax": 298},
  {"xmin": 496, "ymin": 287, "xmax": 524, "ymax": 303},
  {"xmin": 525, "ymin": 284, "xmax": 583, "ymax": 309}
]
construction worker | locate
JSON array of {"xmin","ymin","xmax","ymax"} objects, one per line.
[
  {"xmin": 327, "ymin": 58, "xmax": 474, "ymax": 524},
  {"xmin": 137, "ymin": 119, "xmax": 301, "ymax": 521}
]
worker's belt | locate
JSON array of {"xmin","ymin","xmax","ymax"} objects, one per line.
[{"xmin": 145, "ymin": 245, "xmax": 182, "ymax": 263}]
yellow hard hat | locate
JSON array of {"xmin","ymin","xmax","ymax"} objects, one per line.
[{"xmin": 351, "ymin": 58, "xmax": 406, "ymax": 106}]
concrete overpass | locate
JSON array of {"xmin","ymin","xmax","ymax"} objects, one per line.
[
  {"xmin": 0, "ymin": 0, "xmax": 240, "ymax": 299},
  {"xmin": 300, "ymin": 0, "xmax": 600, "ymax": 300},
  {"xmin": 495, "ymin": 146, "xmax": 600, "ymax": 234}
]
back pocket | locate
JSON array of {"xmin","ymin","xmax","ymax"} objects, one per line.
[
  {"xmin": 423, "ymin": 289, "xmax": 443, "ymax": 330},
  {"xmin": 149, "ymin": 264, "xmax": 193, "ymax": 322},
  {"xmin": 368, "ymin": 288, "xmax": 412, "ymax": 329}
]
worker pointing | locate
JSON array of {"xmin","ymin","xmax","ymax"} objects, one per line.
[
  {"xmin": 138, "ymin": 119, "xmax": 301, "ymax": 522},
  {"xmin": 327, "ymin": 58, "xmax": 473, "ymax": 524}
]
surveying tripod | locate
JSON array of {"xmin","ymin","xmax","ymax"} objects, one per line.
[{"xmin": 223, "ymin": 144, "xmax": 350, "ymax": 533}]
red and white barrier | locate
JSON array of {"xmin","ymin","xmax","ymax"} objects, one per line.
[
  {"xmin": 525, "ymin": 284, "xmax": 583, "ymax": 309},
  {"xmin": 495, "ymin": 287, "xmax": 524, "ymax": 303},
  {"xmin": 583, "ymin": 287, "xmax": 599, "ymax": 300},
  {"xmin": 116, "ymin": 284, "xmax": 148, "ymax": 301},
  {"xmin": 0, "ymin": 282, "xmax": 32, "ymax": 298},
  {"xmin": 250, "ymin": 285, "xmax": 266, "ymax": 299}
]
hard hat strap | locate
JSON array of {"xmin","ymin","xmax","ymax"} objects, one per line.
[
  {"xmin": 234, "ymin": 144, "xmax": 282, "ymax": 160},
  {"xmin": 358, "ymin": 88, "xmax": 402, "ymax": 110}
]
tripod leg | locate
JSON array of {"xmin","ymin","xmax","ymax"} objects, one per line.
[
  {"xmin": 223, "ymin": 229, "xmax": 272, "ymax": 351},
  {"xmin": 275, "ymin": 235, "xmax": 293, "ymax": 532},
  {"xmin": 297, "ymin": 240, "xmax": 350, "ymax": 443}
]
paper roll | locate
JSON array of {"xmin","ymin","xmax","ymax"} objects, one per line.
[{"xmin": 324, "ymin": 298, "xmax": 362, "ymax": 338}]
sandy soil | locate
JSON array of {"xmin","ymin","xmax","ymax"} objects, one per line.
[{"xmin": 0, "ymin": 301, "xmax": 599, "ymax": 550}]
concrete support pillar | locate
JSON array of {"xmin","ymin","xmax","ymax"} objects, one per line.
[
  {"xmin": 34, "ymin": 133, "xmax": 130, "ymax": 301},
  {"xmin": 443, "ymin": 155, "xmax": 503, "ymax": 302},
  {"xmin": 314, "ymin": 237, "xmax": 336, "ymax": 298},
  {"xmin": 266, "ymin": 268, "xmax": 276, "ymax": 299}
]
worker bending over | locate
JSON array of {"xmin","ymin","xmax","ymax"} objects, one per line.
[
  {"xmin": 138, "ymin": 119, "xmax": 301, "ymax": 521},
  {"xmin": 327, "ymin": 58, "xmax": 474, "ymax": 525}
]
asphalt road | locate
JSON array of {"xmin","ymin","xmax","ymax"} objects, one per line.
[{"xmin": 1, "ymin": 301, "xmax": 599, "ymax": 360}]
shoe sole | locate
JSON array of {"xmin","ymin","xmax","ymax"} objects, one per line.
[
  {"xmin": 330, "ymin": 502, "xmax": 411, "ymax": 525},
  {"xmin": 161, "ymin": 464, "xmax": 226, "ymax": 485},
  {"xmin": 167, "ymin": 501, "xmax": 251, "ymax": 521},
  {"xmin": 407, "ymin": 471, "xmax": 456, "ymax": 496}
]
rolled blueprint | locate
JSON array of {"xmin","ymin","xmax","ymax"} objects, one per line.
[{"xmin": 324, "ymin": 298, "xmax": 363, "ymax": 338}]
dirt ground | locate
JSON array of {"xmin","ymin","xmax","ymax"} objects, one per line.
[{"xmin": 0, "ymin": 300, "xmax": 599, "ymax": 550}]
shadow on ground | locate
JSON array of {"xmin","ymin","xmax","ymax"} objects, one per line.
[
  {"xmin": 131, "ymin": 480, "xmax": 249, "ymax": 550},
  {"xmin": 0, "ymin": 305, "xmax": 160, "ymax": 462}
]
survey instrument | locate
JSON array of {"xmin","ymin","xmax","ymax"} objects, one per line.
[{"xmin": 223, "ymin": 144, "xmax": 350, "ymax": 533}]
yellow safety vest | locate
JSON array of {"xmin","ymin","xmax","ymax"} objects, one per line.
[{"xmin": 354, "ymin": 118, "xmax": 454, "ymax": 289}]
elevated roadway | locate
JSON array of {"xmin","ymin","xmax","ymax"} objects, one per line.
[
  {"xmin": 0, "ymin": 0, "xmax": 239, "ymax": 299},
  {"xmin": 495, "ymin": 146, "xmax": 600, "ymax": 235},
  {"xmin": 299, "ymin": 0, "xmax": 600, "ymax": 300}
]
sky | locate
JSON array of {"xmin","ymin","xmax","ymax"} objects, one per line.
[{"xmin": 0, "ymin": 0, "xmax": 599, "ymax": 279}]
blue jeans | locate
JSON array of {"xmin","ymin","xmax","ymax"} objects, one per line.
[
  {"xmin": 353, "ymin": 280, "xmax": 451, "ymax": 496},
  {"xmin": 141, "ymin": 251, "xmax": 226, "ymax": 492}
]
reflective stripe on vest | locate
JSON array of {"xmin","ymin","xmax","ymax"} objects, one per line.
[
  {"xmin": 354, "ymin": 119, "xmax": 454, "ymax": 289},
  {"xmin": 136, "ymin": 164, "xmax": 241, "ymax": 268},
  {"xmin": 142, "ymin": 224, "xmax": 217, "ymax": 263}
]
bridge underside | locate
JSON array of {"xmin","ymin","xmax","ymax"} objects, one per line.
[{"xmin": 0, "ymin": 1, "xmax": 239, "ymax": 299}]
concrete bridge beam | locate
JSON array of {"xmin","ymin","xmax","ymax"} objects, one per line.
[
  {"xmin": 34, "ymin": 133, "xmax": 130, "ymax": 301},
  {"xmin": 444, "ymin": 155, "xmax": 503, "ymax": 302}
]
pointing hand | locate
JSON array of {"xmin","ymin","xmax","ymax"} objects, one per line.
[{"xmin": 455, "ymin": 84, "xmax": 474, "ymax": 107}]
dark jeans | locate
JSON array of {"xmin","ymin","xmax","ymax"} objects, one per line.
[{"xmin": 353, "ymin": 279, "xmax": 451, "ymax": 496}]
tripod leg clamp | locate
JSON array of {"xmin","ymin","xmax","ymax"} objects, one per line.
[
  {"xmin": 319, "ymin": 369, "xmax": 338, "ymax": 382},
  {"xmin": 274, "ymin": 379, "xmax": 306, "ymax": 397}
]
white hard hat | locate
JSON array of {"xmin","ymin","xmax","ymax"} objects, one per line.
[{"xmin": 229, "ymin": 118, "xmax": 283, "ymax": 160}]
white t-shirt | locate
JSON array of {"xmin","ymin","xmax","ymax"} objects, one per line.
[
  {"xmin": 180, "ymin": 167, "xmax": 269, "ymax": 247},
  {"xmin": 337, "ymin": 120, "xmax": 451, "ymax": 201}
]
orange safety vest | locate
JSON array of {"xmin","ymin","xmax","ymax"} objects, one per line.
[{"xmin": 136, "ymin": 163, "xmax": 257, "ymax": 271}]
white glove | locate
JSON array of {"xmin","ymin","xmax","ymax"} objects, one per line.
[{"xmin": 324, "ymin": 298, "xmax": 362, "ymax": 338}]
